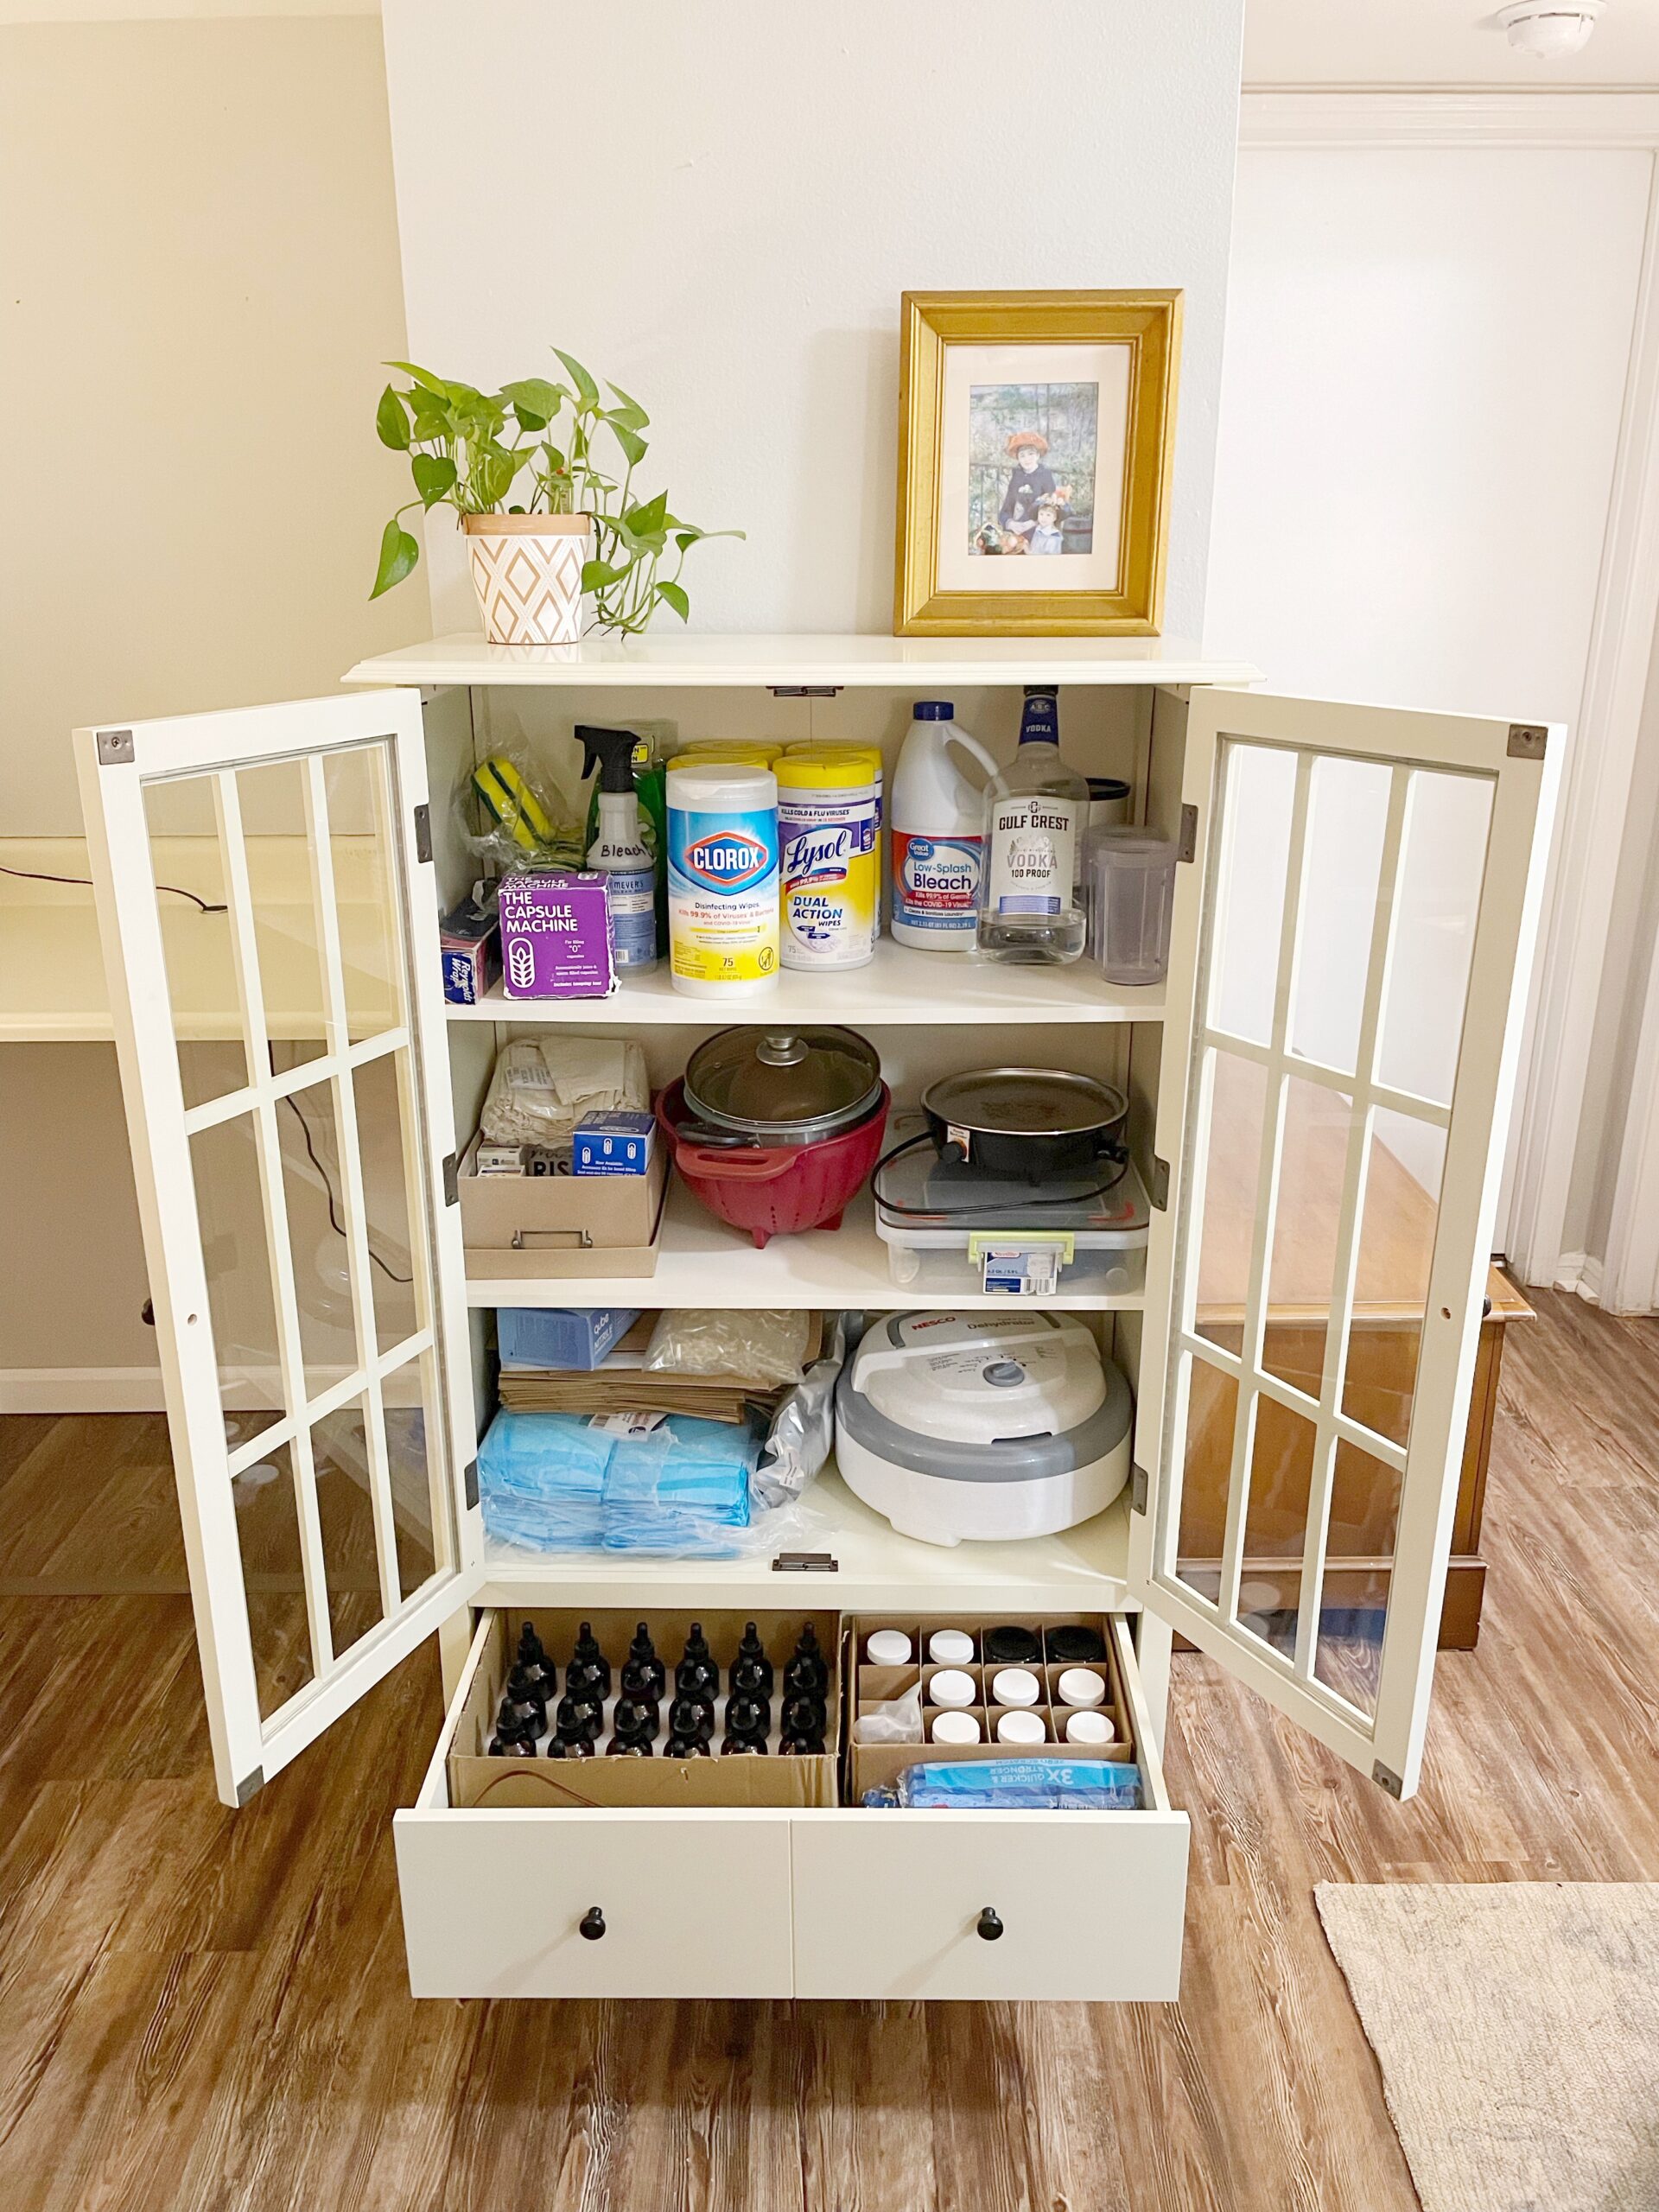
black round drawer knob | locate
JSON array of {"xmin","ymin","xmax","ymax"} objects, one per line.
[
  {"xmin": 579, "ymin": 1907, "xmax": 606, "ymax": 1941},
  {"xmin": 976, "ymin": 1906, "xmax": 1004, "ymax": 1942}
]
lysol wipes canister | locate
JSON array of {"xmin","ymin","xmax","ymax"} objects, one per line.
[
  {"xmin": 666, "ymin": 760, "xmax": 780, "ymax": 998},
  {"xmin": 775, "ymin": 745, "xmax": 881, "ymax": 969}
]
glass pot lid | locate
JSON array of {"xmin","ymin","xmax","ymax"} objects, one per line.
[
  {"xmin": 683, "ymin": 1026, "xmax": 883, "ymax": 1140},
  {"xmin": 921, "ymin": 1067, "xmax": 1128, "ymax": 1138}
]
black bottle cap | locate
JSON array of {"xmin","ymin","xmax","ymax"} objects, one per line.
[
  {"xmin": 720, "ymin": 1738, "xmax": 767, "ymax": 1755},
  {"xmin": 488, "ymin": 1732, "xmax": 539, "ymax": 1758},
  {"xmin": 983, "ymin": 1624, "xmax": 1043, "ymax": 1666},
  {"xmin": 569, "ymin": 1622, "xmax": 612, "ymax": 1692},
  {"xmin": 725, "ymin": 1691, "xmax": 770, "ymax": 1744},
  {"xmin": 555, "ymin": 1692, "xmax": 603, "ymax": 1743},
  {"xmin": 607, "ymin": 1738, "xmax": 653, "ymax": 1757},
  {"xmin": 666, "ymin": 1694, "xmax": 714, "ymax": 1742},
  {"xmin": 547, "ymin": 1736, "xmax": 594, "ymax": 1759},
  {"xmin": 666, "ymin": 1735, "xmax": 712, "ymax": 1758},
  {"xmin": 621, "ymin": 1653, "xmax": 667, "ymax": 1701},
  {"xmin": 629, "ymin": 1621, "xmax": 658, "ymax": 1661},
  {"xmin": 1046, "ymin": 1624, "xmax": 1107, "ymax": 1664},
  {"xmin": 516, "ymin": 1619, "xmax": 545, "ymax": 1666},
  {"xmin": 784, "ymin": 1623, "xmax": 829, "ymax": 1696},
  {"xmin": 779, "ymin": 1731, "xmax": 825, "ymax": 1757},
  {"xmin": 780, "ymin": 1692, "xmax": 826, "ymax": 1739},
  {"xmin": 611, "ymin": 1694, "xmax": 659, "ymax": 1745}
]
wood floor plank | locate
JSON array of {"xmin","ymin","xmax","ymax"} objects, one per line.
[{"xmin": 0, "ymin": 1288, "xmax": 1653, "ymax": 2209}]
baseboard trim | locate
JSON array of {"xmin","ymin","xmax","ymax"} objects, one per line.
[{"xmin": 0, "ymin": 1368, "xmax": 167, "ymax": 1414}]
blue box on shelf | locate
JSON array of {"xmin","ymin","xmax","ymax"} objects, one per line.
[
  {"xmin": 496, "ymin": 1306, "xmax": 643, "ymax": 1372},
  {"xmin": 573, "ymin": 1111, "xmax": 655, "ymax": 1177}
]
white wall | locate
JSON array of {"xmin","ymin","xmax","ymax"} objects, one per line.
[
  {"xmin": 0, "ymin": 14, "xmax": 428, "ymax": 836},
  {"xmin": 1205, "ymin": 137, "xmax": 1653, "ymax": 1243},
  {"xmin": 379, "ymin": 0, "xmax": 1245, "ymax": 645}
]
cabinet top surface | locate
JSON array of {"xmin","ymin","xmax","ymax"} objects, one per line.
[{"xmin": 342, "ymin": 631, "xmax": 1262, "ymax": 690}]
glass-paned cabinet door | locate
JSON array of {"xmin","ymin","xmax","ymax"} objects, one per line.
[
  {"xmin": 75, "ymin": 692, "xmax": 479, "ymax": 1808},
  {"xmin": 1131, "ymin": 690, "xmax": 1556, "ymax": 1800}
]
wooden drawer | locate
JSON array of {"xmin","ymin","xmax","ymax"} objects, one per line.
[{"xmin": 394, "ymin": 1611, "xmax": 1186, "ymax": 2001}]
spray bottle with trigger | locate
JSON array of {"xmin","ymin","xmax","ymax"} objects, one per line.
[{"xmin": 578, "ymin": 725, "xmax": 658, "ymax": 974}]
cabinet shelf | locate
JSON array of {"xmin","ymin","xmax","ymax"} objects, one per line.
[
  {"xmin": 345, "ymin": 630, "xmax": 1261, "ymax": 691},
  {"xmin": 474, "ymin": 1470, "xmax": 1132, "ymax": 1611},
  {"xmin": 449, "ymin": 938, "xmax": 1166, "ymax": 1027},
  {"xmin": 463, "ymin": 1179, "xmax": 1147, "ymax": 1313}
]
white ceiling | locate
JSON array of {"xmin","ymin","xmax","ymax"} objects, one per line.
[{"xmin": 1246, "ymin": 0, "xmax": 1659, "ymax": 87}]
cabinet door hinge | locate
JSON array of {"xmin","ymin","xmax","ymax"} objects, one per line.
[
  {"xmin": 413, "ymin": 802, "xmax": 433, "ymax": 862},
  {"xmin": 772, "ymin": 1550, "xmax": 839, "ymax": 1573},
  {"xmin": 1177, "ymin": 803, "xmax": 1198, "ymax": 862},
  {"xmin": 463, "ymin": 1458, "xmax": 480, "ymax": 1511},
  {"xmin": 1507, "ymin": 724, "xmax": 1548, "ymax": 760},
  {"xmin": 96, "ymin": 728, "xmax": 135, "ymax": 766},
  {"xmin": 1149, "ymin": 1156, "xmax": 1170, "ymax": 1211},
  {"xmin": 442, "ymin": 1152, "xmax": 460, "ymax": 1205},
  {"xmin": 768, "ymin": 685, "xmax": 842, "ymax": 699},
  {"xmin": 1130, "ymin": 1464, "xmax": 1149, "ymax": 1515},
  {"xmin": 1371, "ymin": 1760, "xmax": 1403, "ymax": 1799}
]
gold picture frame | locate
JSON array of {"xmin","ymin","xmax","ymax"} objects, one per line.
[{"xmin": 893, "ymin": 289, "xmax": 1182, "ymax": 637}]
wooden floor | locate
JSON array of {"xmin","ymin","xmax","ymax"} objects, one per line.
[{"xmin": 2, "ymin": 1289, "xmax": 1656, "ymax": 2211}]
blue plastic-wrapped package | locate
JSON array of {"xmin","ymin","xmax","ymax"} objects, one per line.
[
  {"xmin": 602, "ymin": 1412, "xmax": 757, "ymax": 1554},
  {"xmin": 892, "ymin": 1759, "xmax": 1143, "ymax": 1810},
  {"xmin": 476, "ymin": 1407, "xmax": 761, "ymax": 1557},
  {"xmin": 476, "ymin": 1408, "xmax": 611, "ymax": 1550}
]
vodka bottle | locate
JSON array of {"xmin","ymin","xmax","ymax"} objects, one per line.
[{"xmin": 976, "ymin": 688, "xmax": 1089, "ymax": 963}]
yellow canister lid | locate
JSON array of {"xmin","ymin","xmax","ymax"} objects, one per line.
[
  {"xmin": 666, "ymin": 741, "xmax": 781, "ymax": 768},
  {"xmin": 774, "ymin": 744, "xmax": 883, "ymax": 789}
]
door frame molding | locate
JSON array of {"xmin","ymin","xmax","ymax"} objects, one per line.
[{"xmin": 1239, "ymin": 89, "xmax": 1659, "ymax": 1301}]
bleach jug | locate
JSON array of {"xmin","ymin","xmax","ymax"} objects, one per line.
[{"xmin": 890, "ymin": 701, "xmax": 998, "ymax": 951}]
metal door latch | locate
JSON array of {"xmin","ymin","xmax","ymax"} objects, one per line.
[{"xmin": 772, "ymin": 1550, "xmax": 839, "ymax": 1573}]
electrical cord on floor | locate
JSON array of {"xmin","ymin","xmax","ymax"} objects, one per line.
[
  {"xmin": 281, "ymin": 1092, "xmax": 412, "ymax": 1285},
  {"xmin": 0, "ymin": 861, "xmax": 227, "ymax": 912}
]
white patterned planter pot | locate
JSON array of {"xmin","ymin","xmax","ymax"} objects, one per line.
[{"xmin": 462, "ymin": 512, "xmax": 591, "ymax": 645}]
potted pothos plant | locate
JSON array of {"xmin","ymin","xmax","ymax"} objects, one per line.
[{"xmin": 372, "ymin": 348, "xmax": 741, "ymax": 643}]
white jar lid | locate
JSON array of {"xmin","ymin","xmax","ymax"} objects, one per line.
[
  {"xmin": 927, "ymin": 1667, "xmax": 977, "ymax": 1708},
  {"xmin": 931, "ymin": 1709, "xmax": 982, "ymax": 1745},
  {"xmin": 927, "ymin": 1628, "xmax": 975, "ymax": 1665},
  {"xmin": 1065, "ymin": 1708, "xmax": 1113, "ymax": 1745},
  {"xmin": 1057, "ymin": 1666, "xmax": 1108, "ymax": 1709},
  {"xmin": 995, "ymin": 1707, "xmax": 1046, "ymax": 1745},
  {"xmin": 990, "ymin": 1666, "xmax": 1041, "ymax": 1708},
  {"xmin": 866, "ymin": 1630, "xmax": 912, "ymax": 1665}
]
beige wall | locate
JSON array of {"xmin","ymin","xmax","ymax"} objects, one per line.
[
  {"xmin": 0, "ymin": 13, "xmax": 427, "ymax": 836},
  {"xmin": 2, "ymin": 12, "xmax": 421, "ymax": 1395}
]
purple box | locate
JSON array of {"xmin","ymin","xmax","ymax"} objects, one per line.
[{"xmin": 498, "ymin": 869, "xmax": 616, "ymax": 999}]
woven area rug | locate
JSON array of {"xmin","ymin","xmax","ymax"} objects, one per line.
[{"xmin": 1316, "ymin": 1883, "xmax": 1659, "ymax": 2212}]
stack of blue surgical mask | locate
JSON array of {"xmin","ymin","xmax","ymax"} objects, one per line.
[
  {"xmin": 477, "ymin": 1408, "xmax": 609, "ymax": 1549},
  {"xmin": 478, "ymin": 1408, "xmax": 757, "ymax": 1557},
  {"xmin": 862, "ymin": 1759, "xmax": 1144, "ymax": 1811}
]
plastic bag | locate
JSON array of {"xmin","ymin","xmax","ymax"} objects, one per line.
[
  {"xmin": 892, "ymin": 1759, "xmax": 1143, "ymax": 1810},
  {"xmin": 477, "ymin": 1406, "xmax": 817, "ymax": 1560},
  {"xmin": 754, "ymin": 1313, "xmax": 848, "ymax": 1508},
  {"xmin": 643, "ymin": 1309, "xmax": 811, "ymax": 1388},
  {"xmin": 453, "ymin": 738, "xmax": 583, "ymax": 877},
  {"xmin": 479, "ymin": 1036, "xmax": 648, "ymax": 1152},
  {"xmin": 852, "ymin": 1682, "xmax": 924, "ymax": 1746}
]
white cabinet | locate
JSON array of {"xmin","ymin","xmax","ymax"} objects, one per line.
[{"xmin": 73, "ymin": 634, "xmax": 1557, "ymax": 1994}]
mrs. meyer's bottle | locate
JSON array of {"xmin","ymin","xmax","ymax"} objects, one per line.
[{"xmin": 976, "ymin": 687, "xmax": 1088, "ymax": 964}]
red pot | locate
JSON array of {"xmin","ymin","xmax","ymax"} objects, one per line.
[{"xmin": 657, "ymin": 1078, "xmax": 891, "ymax": 1248}]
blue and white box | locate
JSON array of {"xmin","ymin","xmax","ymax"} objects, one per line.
[
  {"xmin": 573, "ymin": 1111, "xmax": 655, "ymax": 1177},
  {"xmin": 496, "ymin": 1306, "xmax": 642, "ymax": 1371}
]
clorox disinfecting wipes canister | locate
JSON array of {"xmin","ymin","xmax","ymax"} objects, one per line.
[{"xmin": 666, "ymin": 760, "xmax": 781, "ymax": 999}]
